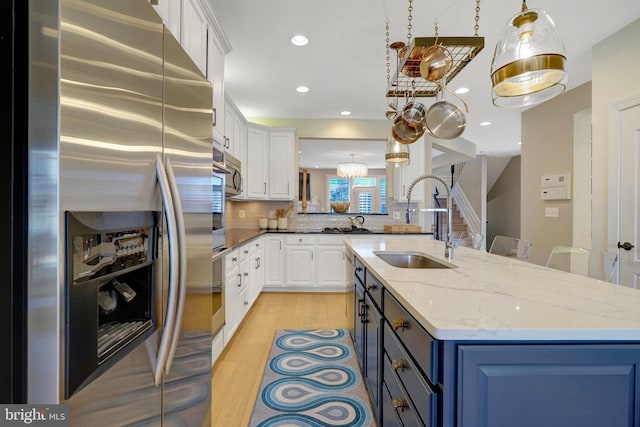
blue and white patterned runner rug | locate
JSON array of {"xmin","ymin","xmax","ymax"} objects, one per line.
[{"xmin": 249, "ymin": 329, "xmax": 377, "ymax": 427}]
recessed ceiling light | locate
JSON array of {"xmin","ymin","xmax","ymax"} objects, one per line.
[
  {"xmin": 455, "ymin": 87, "xmax": 470, "ymax": 94},
  {"xmin": 340, "ymin": 111, "xmax": 351, "ymax": 116},
  {"xmin": 480, "ymin": 121, "xmax": 491, "ymax": 126},
  {"xmin": 290, "ymin": 35, "xmax": 309, "ymax": 46},
  {"xmin": 296, "ymin": 86, "xmax": 309, "ymax": 93}
]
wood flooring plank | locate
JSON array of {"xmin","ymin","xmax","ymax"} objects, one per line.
[{"xmin": 211, "ymin": 292, "xmax": 350, "ymax": 426}]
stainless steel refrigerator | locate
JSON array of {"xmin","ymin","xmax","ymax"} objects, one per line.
[{"xmin": 13, "ymin": 0, "xmax": 214, "ymax": 425}]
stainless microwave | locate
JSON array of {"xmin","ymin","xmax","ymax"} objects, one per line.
[{"xmin": 224, "ymin": 152, "xmax": 242, "ymax": 196}]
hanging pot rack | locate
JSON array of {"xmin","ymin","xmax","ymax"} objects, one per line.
[
  {"xmin": 386, "ymin": 36, "xmax": 484, "ymax": 98},
  {"xmin": 386, "ymin": 0, "xmax": 484, "ymax": 98}
]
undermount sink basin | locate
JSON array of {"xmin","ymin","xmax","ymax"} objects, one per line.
[{"xmin": 374, "ymin": 251, "xmax": 456, "ymax": 269}]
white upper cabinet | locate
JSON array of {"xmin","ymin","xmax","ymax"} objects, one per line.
[
  {"xmin": 208, "ymin": 31, "xmax": 226, "ymax": 145},
  {"xmin": 268, "ymin": 130, "xmax": 295, "ymax": 200},
  {"xmin": 246, "ymin": 126, "xmax": 269, "ymax": 199},
  {"xmin": 245, "ymin": 125, "xmax": 296, "ymax": 201},
  {"xmin": 181, "ymin": 0, "xmax": 208, "ymax": 75}
]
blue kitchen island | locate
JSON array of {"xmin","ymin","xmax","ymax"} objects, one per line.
[{"xmin": 345, "ymin": 237, "xmax": 640, "ymax": 427}]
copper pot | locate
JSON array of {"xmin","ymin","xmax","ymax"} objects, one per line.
[
  {"xmin": 419, "ymin": 45, "xmax": 453, "ymax": 81},
  {"xmin": 392, "ymin": 115, "xmax": 425, "ymax": 144}
]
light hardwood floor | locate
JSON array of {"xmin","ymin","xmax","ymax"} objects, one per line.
[{"xmin": 211, "ymin": 292, "xmax": 351, "ymax": 427}]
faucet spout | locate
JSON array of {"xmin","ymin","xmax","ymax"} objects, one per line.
[{"xmin": 405, "ymin": 174, "xmax": 454, "ymax": 259}]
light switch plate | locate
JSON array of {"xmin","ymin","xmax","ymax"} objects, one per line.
[
  {"xmin": 239, "ymin": 209, "xmax": 246, "ymax": 218},
  {"xmin": 393, "ymin": 211, "xmax": 401, "ymax": 220},
  {"xmin": 545, "ymin": 207, "xmax": 559, "ymax": 217}
]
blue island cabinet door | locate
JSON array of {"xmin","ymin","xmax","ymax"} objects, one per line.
[{"xmin": 457, "ymin": 344, "xmax": 640, "ymax": 427}]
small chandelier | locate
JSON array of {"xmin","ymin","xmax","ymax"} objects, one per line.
[
  {"xmin": 491, "ymin": 0, "xmax": 567, "ymax": 107},
  {"xmin": 337, "ymin": 154, "xmax": 368, "ymax": 178},
  {"xmin": 385, "ymin": 137, "xmax": 410, "ymax": 167}
]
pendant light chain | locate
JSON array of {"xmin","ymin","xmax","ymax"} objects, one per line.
[
  {"xmin": 474, "ymin": 0, "xmax": 481, "ymax": 37},
  {"xmin": 385, "ymin": 20, "xmax": 391, "ymax": 86},
  {"xmin": 406, "ymin": 0, "xmax": 413, "ymax": 45}
]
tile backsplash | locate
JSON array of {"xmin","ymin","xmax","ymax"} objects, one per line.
[{"xmin": 226, "ymin": 200, "xmax": 416, "ymax": 231}]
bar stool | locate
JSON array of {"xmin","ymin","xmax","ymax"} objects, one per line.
[
  {"xmin": 489, "ymin": 235, "xmax": 532, "ymax": 261},
  {"xmin": 545, "ymin": 245, "xmax": 591, "ymax": 276}
]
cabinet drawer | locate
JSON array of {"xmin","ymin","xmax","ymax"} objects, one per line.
[
  {"xmin": 384, "ymin": 292, "xmax": 438, "ymax": 385},
  {"xmin": 354, "ymin": 257, "xmax": 365, "ymax": 285},
  {"xmin": 225, "ymin": 248, "xmax": 239, "ymax": 269},
  {"xmin": 317, "ymin": 235, "xmax": 345, "ymax": 245},
  {"xmin": 238, "ymin": 243, "xmax": 251, "ymax": 261},
  {"xmin": 382, "ymin": 355, "xmax": 426, "ymax": 427},
  {"xmin": 365, "ymin": 270, "xmax": 383, "ymax": 311},
  {"xmin": 250, "ymin": 238, "xmax": 262, "ymax": 252},
  {"xmin": 384, "ymin": 323, "xmax": 436, "ymax": 426},
  {"xmin": 286, "ymin": 235, "xmax": 316, "ymax": 245}
]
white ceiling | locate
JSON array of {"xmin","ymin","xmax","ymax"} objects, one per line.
[{"xmin": 212, "ymin": 0, "xmax": 640, "ymax": 162}]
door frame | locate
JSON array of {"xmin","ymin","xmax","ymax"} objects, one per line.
[{"xmin": 607, "ymin": 93, "xmax": 640, "ymax": 284}]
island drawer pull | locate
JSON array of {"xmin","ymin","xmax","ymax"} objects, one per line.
[
  {"xmin": 392, "ymin": 319, "xmax": 408, "ymax": 331},
  {"xmin": 392, "ymin": 359, "xmax": 406, "ymax": 372},
  {"xmin": 392, "ymin": 398, "xmax": 408, "ymax": 412}
]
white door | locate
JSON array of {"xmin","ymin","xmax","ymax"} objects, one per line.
[{"xmin": 617, "ymin": 100, "xmax": 640, "ymax": 287}]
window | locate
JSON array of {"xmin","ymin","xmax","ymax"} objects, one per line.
[{"xmin": 328, "ymin": 175, "xmax": 386, "ymax": 214}]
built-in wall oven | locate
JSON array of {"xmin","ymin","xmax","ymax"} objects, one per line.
[{"xmin": 212, "ymin": 146, "xmax": 226, "ymax": 335}]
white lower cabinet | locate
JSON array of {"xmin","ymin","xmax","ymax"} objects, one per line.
[
  {"xmin": 317, "ymin": 246, "xmax": 346, "ymax": 287},
  {"xmin": 285, "ymin": 235, "xmax": 316, "ymax": 287},
  {"xmin": 223, "ymin": 249, "xmax": 241, "ymax": 343},
  {"xmin": 223, "ymin": 237, "xmax": 264, "ymax": 344},
  {"xmin": 264, "ymin": 235, "xmax": 285, "ymax": 286}
]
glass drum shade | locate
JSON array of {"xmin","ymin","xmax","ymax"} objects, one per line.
[
  {"xmin": 385, "ymin": 138, "xmax": 410, "ymax": 167},
  {"xmin": 491, "ymin": 7, "xmax": 567, "ymax": 107},
  {"xmin": 337, "ymin": 160, "xmax": 368, "ymax": 178}
]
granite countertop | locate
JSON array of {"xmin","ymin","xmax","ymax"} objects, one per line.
[{"xmin": 345, "ymin": 237, "xmax": 640, "ymax": 342}]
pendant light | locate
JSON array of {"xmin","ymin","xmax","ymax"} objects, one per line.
[
  {"xmin": 385, "ymin": 137, "xmax": 410, "ymax": 167},
  {"xmin": 337, "ymin": 154, "xmax": 368, "ymax": 178},
  {"xmin": 490, "ymin": 0, "xmax": 567, "ymax": 107}
]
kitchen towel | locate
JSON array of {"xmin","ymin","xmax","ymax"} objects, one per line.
[{"xmin": 249, "ymin": 329, "xmax": 376, "ymax": 426}]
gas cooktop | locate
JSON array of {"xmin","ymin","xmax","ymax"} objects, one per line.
[{"xmin": 322, "ymin": 227, "xmax": 372, "ymax": 234}]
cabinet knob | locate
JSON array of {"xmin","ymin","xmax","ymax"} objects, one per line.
[
  {"xmin": 392, "ymin": 319, "xmax": 408, "ymax": 331},
  {"xmin": 392, "ymin": 359, "xmax": 407, "ymax": 372},
  {"xmin": 392, "ymin": 398, "xmax": 408, "ymax": 412}
]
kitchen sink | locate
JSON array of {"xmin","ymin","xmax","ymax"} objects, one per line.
[{"xmin": 374, "ymin": 251, "xmax": 456, "ymax": 269}]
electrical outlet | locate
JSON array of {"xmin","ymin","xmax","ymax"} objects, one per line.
[
  {"xmin": 392, "ymin": 211, "xmax": 401, "ymax": 220},
  {"xmin": 239, "ymin": 209, "xmax": 246, "ymax": 218}
]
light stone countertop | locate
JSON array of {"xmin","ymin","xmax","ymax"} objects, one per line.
[{"xmin": 345, "ymin": 237, "xmax": 640, "ymax": 342}]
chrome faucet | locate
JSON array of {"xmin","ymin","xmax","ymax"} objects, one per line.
[{"xmin": 406, "ymin": 174, "xmax": 455, "ymax": 260}]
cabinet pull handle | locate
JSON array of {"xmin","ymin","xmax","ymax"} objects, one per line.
[
  {"xmin": 392, "ymin": 398, "xmax": 408, "ymax": 412},
  {"xmin": 244, "ymin": 249, "xmax": 249, "ymax": 254},
  {"xmin": 392, "ymin": 319, "xmax": 408, "ymax": 331},
  {"xmin": 237, "ymin": 273, "xmax": 242, "ymax": 287},
  {"xmin": 366, "ymin": 284, "xmax": 376, "ymax": 291},
  {"xmin": 244, "ymin": 300, "xmax": 248, "ymax": 306},
  {"xmin": 355, "ymin": 266, "xmax": 363, "ymax": 272},
  {"xmin": 263, "ymin": 182, "xmax": 266, "ymax": 194},
  {"xmin": 392, "ymin": 359, "xmax": 407, "ymax": 372},
  {"xmin": 232, "ymin": 256, "xmax": 238, "ymax": 262}
]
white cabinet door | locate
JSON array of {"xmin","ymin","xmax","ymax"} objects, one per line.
[
  {"xmin": 181, "ymin": 0, "xmax": 208, "ymax": 75},
  {"xmin": 223, "ymin": 263, "xmax": 241, "ymax": 343},
  {"xmin": 223, "ymin": 99, "xmax": 236, "ymax": 153},
  {"xmin": 246, "ymin": 126, "xmax": 269, "ymax": 199},
  {"xmin": 268, "ymin": 130, "xmax": 295, "ymax": 200},
  {"xmin": 251, "ymin": 247, "xmax": 265, "ymax": 304},
  {"xmin": 394, "ymin": 140, "xmax": 424, "ymax": 202},
  {"xmin": 286, "ymin": 246, "xmax": 315, "ymax": 287},
  {"xmin": 208, "ymin": 29, "xmax": 225, "ymax": 145},
  {"xmin": 264, "ymin": 235, "xmax": 285, "ymax": 286},
  {"xmin": 150, "ymin": 0, "xmax": 181, "ymax": 40},
  {"xmin": 317, "ymin": 246, "xmax": 346, "ymax": 288}
]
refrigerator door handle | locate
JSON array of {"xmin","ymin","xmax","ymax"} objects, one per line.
[
  {"xmin": 153, "ymin": 154, "xmax": 180, "ymax": 386},
  {"xmin": 164, "ymin": 157, "xmax": 187, "ymax": 375}
]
